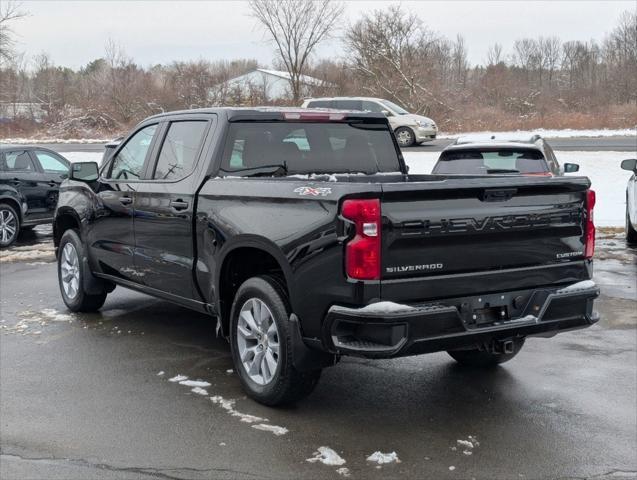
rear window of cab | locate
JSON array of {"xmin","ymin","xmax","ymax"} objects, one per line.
[{"xmin": 220, "ymin": 121, "xmax": 401, "ymax": 176}]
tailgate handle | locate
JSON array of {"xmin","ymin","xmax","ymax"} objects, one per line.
[{"xmin": 482, "ymin": 188, "xmax": 517, "ymax": 202}]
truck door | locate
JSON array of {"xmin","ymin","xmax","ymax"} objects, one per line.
[
  {"xmin": 133, "ymin": 117, "xmax": 213, "ymax": 299},
  {"xmin": 87, "ymin": 124, "xmax": 159, "ymax": 281}
]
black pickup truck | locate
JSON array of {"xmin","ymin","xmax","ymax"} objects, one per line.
[{"xmin": 54, "ymin": 108, "xmax": 599, "ymax": 405}]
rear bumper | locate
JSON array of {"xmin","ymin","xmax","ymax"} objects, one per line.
[{"xmin": 323, "ymin": 282, "xmax": 600, "ymax": 358}]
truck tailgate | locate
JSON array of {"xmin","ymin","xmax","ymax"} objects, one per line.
[{"xmin": 380, "ymin": 175, "xmax": 591, "ymax": 294}]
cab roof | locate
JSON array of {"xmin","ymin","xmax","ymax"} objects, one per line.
[{"xmin": 145, "ymin": 106, "xmax": 386, "ymax": 123}]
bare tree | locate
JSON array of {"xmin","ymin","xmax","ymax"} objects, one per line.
[
  {"xmin": 249, "ymin": 0, "xmax": 343, "ymax": 103},
  {"xmin": 345, "ymin": 5, "xmax": 453, "ymax": 115},
  {"xmin": 538, "ymin": 37, "xmax": 561, "ymax": 87},
  {"xmin": 0, "ymin": 1, "xmax": 27, "ymax": 66},
  {"xmin": 487, "ymin": 43, "xmax": 503, "ymax": 66}
]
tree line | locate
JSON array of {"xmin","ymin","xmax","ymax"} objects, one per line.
[{"xmin": 0, "ymin": 1, "xmax": 635, "ymax": 138}]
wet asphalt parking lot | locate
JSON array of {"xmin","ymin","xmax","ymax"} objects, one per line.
[{"xmin": 0, "ymin": 225, "xmax": 635, "ymax": 480}]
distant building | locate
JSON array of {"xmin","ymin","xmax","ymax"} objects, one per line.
[
  {"xmin": 214, "ymin": 68, "xmax": 330, "ymax": 102},
  {"xmin": 0, "ymin": 102, "xmax": 46, "ymax": 122}
]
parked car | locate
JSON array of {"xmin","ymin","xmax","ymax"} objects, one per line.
[
  {"xmin": 54, "ymin": 107, "xmax": 599, "ymax": 405},
  {"xmin": 621, "ymin": 158, "xmax": 637, "ymax": 244},
  {"xmin": 0, "ymin": 145, "xmax": 70, "ymax": 247},
  {"xmin": 432, "ymin": 134, "xmax": 579, "ymax": 176},
  {"xmin": 301, "ymin": 96, "xmax": 437, "ymax": 147}
]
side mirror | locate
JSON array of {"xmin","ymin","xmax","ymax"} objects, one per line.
[
  {"xmin": 381, "ymin": 109, "xmax": 392, "ymax": 117},
  {"xmin": 563, "ymin": 163, "xmax": 579, "ymax": 173},
  {"xmin": 70, "ymin": 161, "xmax": 99, "ymax": 182},
  {"xmin": 621, "ymin": 159, "xmax": 637, "ymax": 172}
]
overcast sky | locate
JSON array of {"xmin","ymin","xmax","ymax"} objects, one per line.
[{"xmin": 11, "ymin": 0, "xmax": 636, "ymax": 69}]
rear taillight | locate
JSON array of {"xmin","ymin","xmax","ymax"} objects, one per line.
[
  {"xmin": 342, "ymin": 198, "xmax": 381, "ymax": 280},
  {"xmin": 585, "ymin": 189, "xmax": 596, "ymax": 259}
]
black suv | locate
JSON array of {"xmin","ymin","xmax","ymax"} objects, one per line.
[{"xmin": 0, "ymin": 146, "xmax": 70, "ymax": 247}]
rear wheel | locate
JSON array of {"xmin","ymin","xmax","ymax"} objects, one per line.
[
  {"xmin": 448, "ymin": 339, "xmax": 525, "ymax": 367},
  {"xmin": 395, "ymin": 127, "xmax": 416, "ymax": 147},
  {"xmin": 0, "ymin": 203, "xmax": 20, "ymax": 248},
  {"xmin": 230, "ymin": 276, "xmax": 321, "ymax": 406},
  {"xmin": 626, "ymin": 202, "xmax": 637, "ymax": 245},
  {"xmin": 58, "ymin": 229, "xmax": 107, "ymax": 312}
]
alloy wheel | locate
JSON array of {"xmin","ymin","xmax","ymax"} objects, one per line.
[
  {"xmin": 0, "ymin": 208, "xmax": 18, "ymax": 246},
  {"xmin": 60, "ymin": 243, "xmax": 80, "ymax": 299},
  {"xmin": 236, "ymin": 298, "xmax": 280, "ymax": 385}
]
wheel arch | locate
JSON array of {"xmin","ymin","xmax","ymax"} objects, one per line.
[
  {"xmin": 54, "ymin": 207, "xmax": 82, "ymax": 248},
  {"xmin": 215, "ymin": 237, "xmax": 293, "ymax": 337},
  {"xmin": 0, "ymin": 195, "xmax": 23, "ymax": 223}
]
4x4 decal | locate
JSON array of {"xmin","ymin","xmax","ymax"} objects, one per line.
[{"xmin": 293, "ymin": 186, "xmax": 332, "ymax": 197}]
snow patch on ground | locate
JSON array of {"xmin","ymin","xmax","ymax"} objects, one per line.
[
  {"xmin": 168, "ymin": 375, "xmax": 188, "ymax": 383},
  {"xmin": 454, "ymin": 435, "xmax": 480, "ymax": 457},
  {"xmin": 191, "ymin": 387, "xmax": 209, "ymax": 396},
  {"xmin": 0, "ymin": 243, "xmax": 55, "ymax": 263},
  {"xmin": 438, "ymin": 128, "xmax": 636, "ymax": 139},
  {"xmin": 306, "ymin": 447, "xmax": 347, "ymax": 466},
  {"xmin": 210, "ymin": 395, "xmax": 268, "ymax": 424},
  {"xmin": 336, "ymin": 467, "xmax": 351, "ymax": 477},
  {"xmin": 251, "ymin": 423, "xmax": 289, "ymax": 436},
  {"xmin": 557, "ymin": 280, "xmax": 597, "ymax": 293},
  {"xmin": 178, "ymin": 379, "xmax": 211, "ymax": 388},
  {"xmin": 1, "ymin": 308, "xmax": 75, "ymax": 336},
  {"xmin": 366, "ymin": 451, "xmax": 401, "ymax": 464},
  {"xmin": 403, "ymin": 150, "xmax": 635, "ymax": 227}
]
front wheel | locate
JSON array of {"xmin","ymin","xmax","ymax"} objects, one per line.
[
  {"xmin": 395, "ymin": 127, "xmax": 416, "ymax": 147},
  {"xmin": 230, "ymin": 276, "xmax": 321, "ymax": 406},
  {"xmin": 626, "ymin": 203, "xmax": 637, "ymax": 245},
  {"xmin": 448, "ymin": 339, "xmax": 525, "ymax": 367},
  {"xmin": 58, "ymin": 229, "xmax": 107, "ymax": 312}
]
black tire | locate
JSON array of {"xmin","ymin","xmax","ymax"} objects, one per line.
[
  {"xmin": 230, "ymin": 275, "xmax": 321, "ymax": 406},
  {"xmin": 0, "ymin": 202, "xmax": 20, "ymax": 248},
  {"xmin": 448, "ymin": 339, "xmax": 525, "ymax": 367},
  {"xmin": 58, "ymin": 229, "xmax": 107, "ymax": 312},
  {"xmin": 626, "ymin": 202, "xmax": 637, "ymax": 245},
  {"xmin": 395, "ymin": 127, "xmax": 416, "ymax": 147}
]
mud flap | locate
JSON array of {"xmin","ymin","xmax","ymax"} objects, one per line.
[
  {"xmin": 81, "ymin": 254, "xmax": 114, "ymax": 295},
  {"xmin": 289, "ymin": 313, "xmax": 336, "ymax": 372}
]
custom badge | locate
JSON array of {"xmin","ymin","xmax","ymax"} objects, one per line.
[{"xmin": 293, "ymin": 186, "xmax": 332, "ymax": 197}]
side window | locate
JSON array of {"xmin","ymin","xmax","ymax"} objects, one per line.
[
  {"xmin": 308, "ymin": 100, "xmax": 334, "ymax": 108},
  {"xmin": 335, "ymin": 100, "xmax": 363, "ymax": 110},
  {"xmin": 4, "ymin": 151, "xmax": 36, "ymax": 172},
  {"xmin": 361, "ymin": 101, "xmax": 385, "ymax": 113},
  {"xmin": 153, "ymin": 121, "xmax": 208, "ymax": 180},
  {"xmin": 109, "ymin": 125, "xmax": 157, "ymax": 180},
  {"xmin": 33, "ymin": 151, "xmax": 69, "ymax": 173},
  {"xmin": 282, "ymin": 128, "xmax": 310, "ymax": 152}
]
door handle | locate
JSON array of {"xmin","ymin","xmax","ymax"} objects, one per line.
[
  {"xmin": 169, "ymin": 199, "xmax": 189, "ymax": 211},
  {"xmin": 48, "ymin": 181, "xmax": 57, "ymax": 187},
  {"xmin": 11, "ymin": 178, "xmax": 20, "ymax": 186},
  {"xmin": 119, "ymin": 196, "xmax": 133, "ymax": 205}
]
